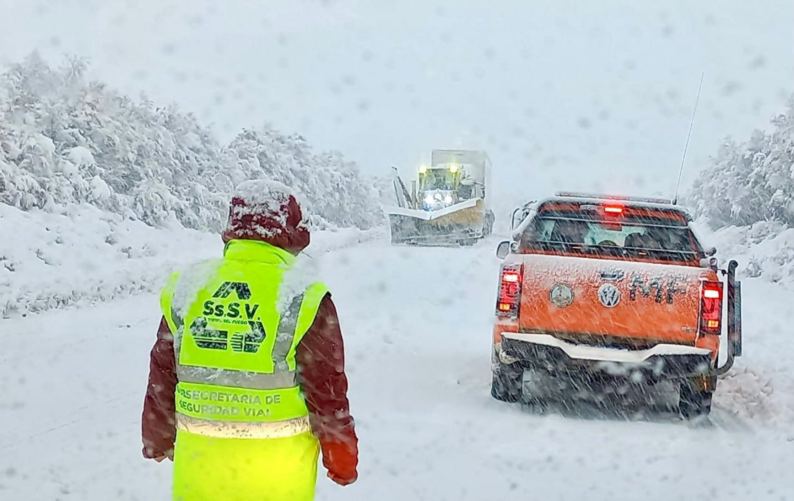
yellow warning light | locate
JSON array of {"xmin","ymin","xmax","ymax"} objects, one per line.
[
  {"xmin": 449, "ymin": 163, "xmax": 459, "ymax": 173},
  {"xmin": 419, "ymin": 165, "xmax": 428, "ymax": 174}
]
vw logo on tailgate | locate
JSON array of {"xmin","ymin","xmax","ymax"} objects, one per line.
[{"xmin": 597, "ymin": 283, "xmax": 621, "ymax": 308}]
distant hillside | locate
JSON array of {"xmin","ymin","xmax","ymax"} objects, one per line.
[{"xmin": 0, "ymin": 53, "xmax": 383, "ymax": 231}]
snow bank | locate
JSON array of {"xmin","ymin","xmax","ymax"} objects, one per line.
[
  {"xmin": 695, "ymin": 220, "xmax": 794, "ymax": 285},
  {"xmin": 0, "ymin": 203, "xmax": 384, "ymax": 317},
  {"xmin": 0, "ymin": 203, "xmax": 215, "ymax": 318}
]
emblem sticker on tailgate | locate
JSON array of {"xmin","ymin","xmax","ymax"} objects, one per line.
[
  {"xmin": 550, "ymin": 284, "xmax": 574, "ymax": 307},
  {"xmin": 597, "ymin": 283, "xmax": 621, "ymax": 308}
]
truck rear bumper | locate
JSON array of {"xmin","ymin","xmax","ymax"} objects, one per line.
[{"xmin": 499, "ymin": 333, "xmax": 713, "ymax": 380}]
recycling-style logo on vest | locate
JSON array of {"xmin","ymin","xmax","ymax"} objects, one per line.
[
  {"xmin": 190, "ymin": 282, "xmax": 267, "ymax": 353},
  {"xmin": 212, "ymin": 282, "xmax": 252, "ymax": 300}
]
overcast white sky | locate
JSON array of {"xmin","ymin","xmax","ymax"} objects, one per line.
[{"xmin": 2, "ymin": 0, "xmax": 793, "ymax": 209}]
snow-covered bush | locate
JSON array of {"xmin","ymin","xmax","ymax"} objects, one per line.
[
  {"xmin": 0, "ymin": 54, "xmax": 228, "ymax": 230},
  {"xmin": 690, "ymin": 98, "xmax": 794, "ymax": 283},
  {"xmin": 696, "ymin": 220, "xmax": 794, "ymax": 284},
  {"xmin": 0, "ymin": 53, "xmax": 382, "ymax": 231},
  {"xmin": 222, "ymin": 129, "xmax": 383, "ymax": 229},
  {"xmin": 690, "ymin": 98, "xmax": 794, "ymax": 228}
]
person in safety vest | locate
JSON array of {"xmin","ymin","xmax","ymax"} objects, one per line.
[{"xmin": 141, "ymin": 180, "xmax": 358, "ymax": 500}]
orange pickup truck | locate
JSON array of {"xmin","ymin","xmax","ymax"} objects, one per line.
[{"xmin": 492, "ymin": 193, "xmax": 742, "ymax": 419}]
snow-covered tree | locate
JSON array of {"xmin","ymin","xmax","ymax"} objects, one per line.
[
  {"xmin": 223, "ymin": 127, "xmax": 383, "ymax": 229},
  {"xmin": 0, "ymin": 53, "xmax": 227, "ymax": 229},
  {"xmin": 0, "ymin": 54, "xmax": 382, "ymax": 231},
  {"xmin": 690, "ymin": 98, "xmax": 794, "ymax": 228}
]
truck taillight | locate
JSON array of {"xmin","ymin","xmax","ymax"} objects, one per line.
[
  {"xmin": 496, "ymin": 265, "xmax": 523, "ymax": 318},
  {"xmin": 699, "ymin": 281, "xmax": 723, "ymax": 335}
]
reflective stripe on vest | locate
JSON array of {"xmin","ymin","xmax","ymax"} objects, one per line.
[
  {"xmin": 160, "ymin": 240, "xmax": 329, "ymax": 437},
  {"xmin": 176, "ymin": 414, "xmax": 312, "ymax": 439}
]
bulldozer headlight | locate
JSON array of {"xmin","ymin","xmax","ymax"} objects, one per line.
[
  {"xmin": 424, "ymin": 194, "xmax": 435, "ymax": 205},
  {"xmin": 444, "ymin": 195, "xmax": 453, "ymax": 204}
]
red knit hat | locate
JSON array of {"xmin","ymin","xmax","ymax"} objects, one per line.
[{"xmin": 221, "ymin": 180, "xmax": 310, "ymax": 255}]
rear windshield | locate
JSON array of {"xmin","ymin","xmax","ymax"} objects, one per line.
[{"xmin": 518, "ymin": 213, "xmax": 704, "ymax": 263}]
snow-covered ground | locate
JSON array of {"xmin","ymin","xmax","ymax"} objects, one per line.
[
  {"xmin": 706, "ymin": 222, "xmax": 794, "ymax": 287},
  {"xmin": 1, "ymin": 234, "xmax": 792, "ymax": 500},
  {"xmin": 0, "ymin": 204, "xmax": 217, "ymax": 318},
  {"xmin": 0, "ymin": 204, "xmax": 379, "ymax": 318}
]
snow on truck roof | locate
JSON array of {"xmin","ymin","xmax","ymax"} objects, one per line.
[
  {"xmin": 547, "ymin": 192, "xmax": 692, "ymax": 216},
  {"xmin": 511, "ymin": 193, "xmax": 694, "ymax": 239},
  {"xmin": 554, "ymin": 192, "xmax": 673, "ymax": 205}
]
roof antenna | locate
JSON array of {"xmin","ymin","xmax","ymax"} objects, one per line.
[{"xmin": 672, "ymin": 72, "xmax": 705, "ymax": 205}]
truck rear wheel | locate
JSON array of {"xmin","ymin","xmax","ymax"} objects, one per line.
[
  {"xmin": 679, "ymin": 382, "xmax": 713, "ymax": 419},
  {"xmin": 491, "ymin": 362, "xmax": 523, "ymax": 402}
]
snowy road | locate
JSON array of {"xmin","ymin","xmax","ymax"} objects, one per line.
[{"xmin": 1, "ymin": 238, "xmax": 793, "ymax": 500}]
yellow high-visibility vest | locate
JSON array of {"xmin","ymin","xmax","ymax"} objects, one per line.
[{"xmin": 160, "ymin": 239, "xmax": 328, "ymax": 501}]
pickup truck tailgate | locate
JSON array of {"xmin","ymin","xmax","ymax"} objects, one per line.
[{"xmin": 518, "ymin": 254, "xmax": 707, "ymax": 344}]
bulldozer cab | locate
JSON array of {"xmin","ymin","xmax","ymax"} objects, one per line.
[
  {"xmin": 419, "ymin": 167, "xmax": 460, "ymax": 192},
  {"xmin": 420, "ymin": 163, "xmax": 485, "ymax": 202}
]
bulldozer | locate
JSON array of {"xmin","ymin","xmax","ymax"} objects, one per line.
[{"xmin": 387, "ymin": 150, "xmax": 495, "ymax": 246}]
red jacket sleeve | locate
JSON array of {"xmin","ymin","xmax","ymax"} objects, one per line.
[
  {"xmin": 141, "ymin": 317, "xmax": 177, "ymax": 459},
  {"xmin": 296, "ymin": 294, "xmax": 359, "ymax": 482}
]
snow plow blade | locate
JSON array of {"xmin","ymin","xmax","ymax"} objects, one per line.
[{"xmin": 387, "ymin": 199, "xmax": 489, "ymax": 245}]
